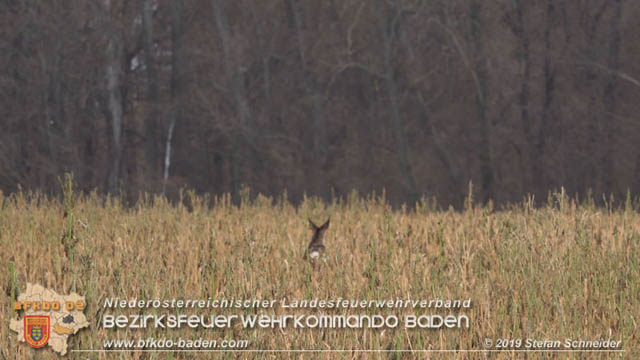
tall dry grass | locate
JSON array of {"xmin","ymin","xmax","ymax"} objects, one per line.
[{"xmin": 1, "ymin": 183, "xmax": 638, "ymax": 359}]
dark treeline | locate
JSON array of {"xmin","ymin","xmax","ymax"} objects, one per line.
[{"xmin": 1, "ymin": 0, "xmax": 639, "ymax": 207}]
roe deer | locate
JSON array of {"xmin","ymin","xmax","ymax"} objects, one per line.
[{"xmin": 304, "ymin": 218, "xmax": 330, "ymax": 261}]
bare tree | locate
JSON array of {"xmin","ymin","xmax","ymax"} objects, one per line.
[
  {"xmin": 212, "ymin": 0, "xmax": 255, "ymax": 200},
  {"xmin": 534, "ymin": 0, "xmax": 557, "ymax": 192},
  {"xmin": 602, "ymin": 0, "xmax": 621, "ymax": 193},
  {"xmin": 373, "ymin": 0, "xmax": 419, "ymax": 204},
  {"xmin": 142, "ymin": 0, "xmax": 159, "ymax": 185},
  {"xmin": 39, "ymin": 20, "xmax": 65, "ymax": 173},
  {"xmin": 288, "ymin": 0, "xmax": 328, "ymax": 196},
  {"xmin": 416, "ymin": 91, "xmax": 463, "ymax": 194},
  {"xmin": 162, "ymin": 0, "xmax": 184, "ymax": 195},
  {"xmin": 469, "ymin": 0, "xmax": 493, "ymax": 203},
  {"xmin": 579, "ymin": 0, "xmax": 609, "ymax": 194},
  {"xmin": 504, "ymin": 0, "xmax": 532, "ymax": 189},
  {"xmin": 98, "ymin": 2, "xmax": 126, "ymax": 195}
]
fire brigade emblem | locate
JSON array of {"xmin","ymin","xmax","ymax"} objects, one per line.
[{"xmin": 24, "ymin": 315, "xmax": 50, "ymax": 348}]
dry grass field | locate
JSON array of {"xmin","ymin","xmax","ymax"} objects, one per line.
[{"xmin": 1, "ymin": 182, "xmax": 639, "ymax": 359}]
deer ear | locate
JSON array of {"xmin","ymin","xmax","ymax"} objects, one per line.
[{"xmin": 309, "ymin": 219, "xmax": 318, "ymax": 230}]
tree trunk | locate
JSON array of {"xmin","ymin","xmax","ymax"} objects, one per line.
[
  {"xmin": 213, "ymin": 0, "xmax": 254, "ymax": 201},
  {"xmin": 373, "ymin": 0, "xmax": 419, "ymax": 205},
  {"xmin": 469, "ymin": 0, "xmax": 493, "ymax": 203},
  {"xmin": 534, "ymin": 0, "xmax": 556, "ymax": 193},
  {"xmin": 289, "ymin": 0, "xmax": 328, "ymax": 197},
  {"xmin": 416, "ymin": 91, "xmax": 463, "ymax": 195},
  {"xmin": 163, "ymin": 0, "xmax": 184, "ymax": 196},
  {"xmin": 510, "ymin": 0, "xmax": 532, "ymax": 191},
  {"xmin": 583, "ymin": 1, "xmax": 609, "ymax": 194},
  {"xmin": 105, "ymin": 25, "xmax": 124, "ymax": 195},
  {"xmin": 142, "ymin": 0, "xmax": 158, "ymax": 184},
  {"xmin": 40, "ymin": 44, "xmax": 59, "ymax": 169},
  {"xmin": 602, "ymin": 0, "xmax": 621, "ymax": 194}
]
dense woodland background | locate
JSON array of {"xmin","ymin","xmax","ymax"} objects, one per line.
[{"xmin": 1, "ymin": 0, "xmax": 639, "ymax": 207}]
